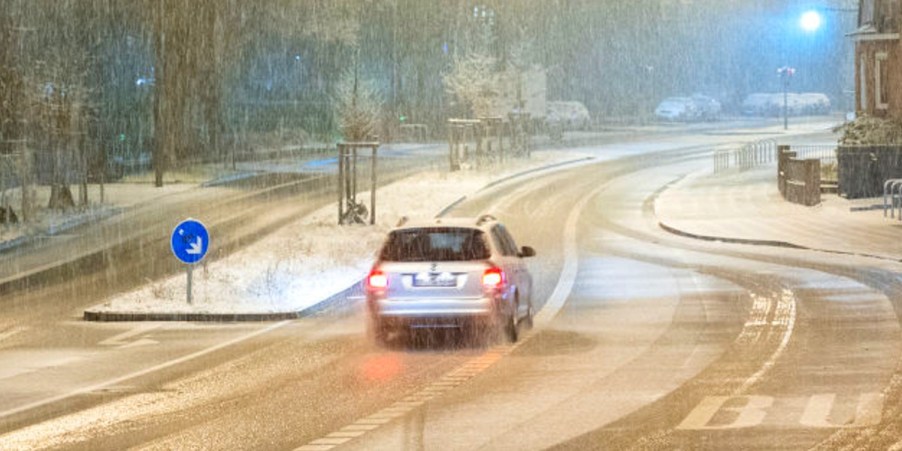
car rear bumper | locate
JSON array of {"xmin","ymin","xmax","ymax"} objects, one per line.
[{"xmin": 373, "ymin": 296, "xmax": 496, "ymax": 319}]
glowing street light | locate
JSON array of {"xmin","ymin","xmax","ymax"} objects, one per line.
[{"xmin": 800, "ymin": 10, "xmax": 822, "ymax": 33}]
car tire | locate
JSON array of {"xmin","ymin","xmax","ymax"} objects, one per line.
[
  {"xmin": 523, "ymin": 301, "xmax": 534, "ymax": 330},
  {"xmin": 504, "ymin": 305, "xmax": 519, "ymax": 343}
]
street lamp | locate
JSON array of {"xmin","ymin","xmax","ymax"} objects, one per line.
[
  {"xmin": 800, "ymin": 10, "xmax": 823, "ymax": 33},
  {"xmin": 777, "ymin": 66, "xmax": 796, "ymax": 130}
]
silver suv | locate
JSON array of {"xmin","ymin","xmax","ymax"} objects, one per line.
[{"xmin": 365, "ymin": 215, "xmax": 536, "ymax": 345}]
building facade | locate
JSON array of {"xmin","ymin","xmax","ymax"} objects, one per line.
[{"xmin": 855, "ymin": 0, "xmax": 901, "ymax": 117}]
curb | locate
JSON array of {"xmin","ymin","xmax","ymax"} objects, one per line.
[
  {"xmin": 477, "ymin": 156, "xmax": 595, "ymax": 192},
  {"xmin": 84, "ymin": 280, "xmax": 363, "ymax": 322},
  {"xmin": 658, "ymin": 219, "xmax": 902, "ymax": 263}
]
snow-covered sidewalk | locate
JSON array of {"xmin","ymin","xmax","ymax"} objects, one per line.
[
  {"xmin": 655, "ymin": 164, "xmax": 901, "ymax": 260},
  {"xmin": 85, "ymin": 150, "xmax": 593, "ymax": 319}
]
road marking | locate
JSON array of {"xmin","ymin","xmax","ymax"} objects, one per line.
[
  {"xmin": 533, "ymin": 179, "xmax": 612, "ymax": 325},
  {"xmin": 736, "ymin": 288, "xmax": 796, "ymax": 394},
  {"xmin": 327, "ymin": 431, "xmax": 366, "ymax": 438},
  {"xmin": 676, "ymin": 395, "xmax": 774, "ymax": 430},
  {"xmin": 98, "ymin": 324, "xmax": 161, "ymax": 348},
  {"xmin": 0, "ymin": 320, "xmax": 290, "ymax": 420},
  {"xmin": 676, "ymin": 287, "xmax": 798, "ymax": 430},
  {"xmin": 0, "ymin": 326, "xmax": 28, "ymax": 344},
  {"xmin": 799, "ymin": 393, "xmax": 883, "ymax": 428},
  {"xmin": 677, "ymin": 393, "xmax": 884, "ymax": 430},
  {"xmin": 0, "ymin": 355, "xmax": 83, "ymax": 381}
]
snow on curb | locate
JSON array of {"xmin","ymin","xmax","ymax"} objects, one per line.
[{"xmin": 85, "ymin": 151, "xmax": 592, "ymax": 319}]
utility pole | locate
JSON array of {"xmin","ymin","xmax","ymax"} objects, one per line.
[{"xmin": 778, "ymin": 66, "xmax": 795, "ymax": 130}]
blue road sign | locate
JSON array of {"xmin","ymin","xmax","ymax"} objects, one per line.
[{"xmin": 171, "ymin": 219, "xmax": 209, "ymax": 264}]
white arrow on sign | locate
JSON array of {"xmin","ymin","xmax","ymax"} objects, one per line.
[{"xmin": 186, "ymin": 236, "xmax": 203, "ymax": 255}]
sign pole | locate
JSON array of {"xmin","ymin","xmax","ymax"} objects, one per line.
[{"xmin": 187, "ymin": 264, "xmax": 193, "ymax": 305}]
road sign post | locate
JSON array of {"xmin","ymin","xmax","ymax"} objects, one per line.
[{"xmin": 171, "ymin": 219, "xmax": 209, "ymax": 305}]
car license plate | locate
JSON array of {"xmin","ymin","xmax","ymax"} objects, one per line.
[{"xmin": 412, "ymin": 272, "xmax": 456, "ymax": 287}]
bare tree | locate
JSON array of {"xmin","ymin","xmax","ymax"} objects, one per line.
[
  {"xmin": 0, "ymin": 13, "xmax": 26, "ymax": 156},
  {"xmin": 333, "ymin": 66, "xmax": 384, "ymax": 142},
  {"xmin": 31, "ymin": 81, "xmax": 92, "ymax": 210}
]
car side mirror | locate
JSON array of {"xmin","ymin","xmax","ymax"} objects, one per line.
[{"xmin": 519, "ymin": 246, "xmax": 536, "ymax": 258}]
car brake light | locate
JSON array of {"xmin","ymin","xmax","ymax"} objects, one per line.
[
  {"xmin": 482, "ymin": 267, "xmax": 504, "ymax": 288},
  {"xmin": 367, "ymin": 270, "xmax": 388, "ymax": 289}
]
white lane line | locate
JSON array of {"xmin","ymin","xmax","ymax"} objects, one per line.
[
  {"xmin": 340, "ymin": 425, "xmax": 379, "ymax": 432},
  {"xmin": 328, "ymin": 431, "xmax": 366, "ymax": 438},
  {"xmin": 533, "ymin": 180, "xmax": 611, "ymax": 326},
  {"xmin": 0, "ymin": 320, "xmax": 290, "ymax": 420},
  {"xmin": 297, "ymin": 445, "xmax": 336, "ymax": 451},
  {"xmin": 735, "ymin": 288, "xmax": 797, "ymax": 394},
  {"xmin": 0, "ymin": 326, "xmax": 28, "ymax": 344},
  {"xmin": 0, "ymin": 355, "xmax": 83, "ymax": 381}
]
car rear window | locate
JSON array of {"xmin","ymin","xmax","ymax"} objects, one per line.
[{"xmin": 380, "ymin": 228, "xmax": 490, "ymax": 262}]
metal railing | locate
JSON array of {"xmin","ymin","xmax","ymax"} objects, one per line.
[
  {"xmin": 791, "ymin": 145, "xmax": 837, "ymax": 165},
  {"xmin": 883, "ymin": 178, "xmax": 902, "ymax": 219},
  {"xmin": 714, "ymin": 139, "xmax": 777, "ymax": 173}
]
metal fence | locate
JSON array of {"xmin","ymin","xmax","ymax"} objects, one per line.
[
  {"xmin": 714, "ymin": 141, "xmax": 839, "ymax": 174},
  {"xmin": 790, "ymin": 145, "xmax": 837, "ymax": 165},
  {"xmin": 839, "ymin": 145, "xmax": 902, "ymax": 199},
  {"xmin": 714, "ymin": 139, "xmax": 777, "ymax": 173}
]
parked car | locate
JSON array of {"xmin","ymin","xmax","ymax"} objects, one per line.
[
  {"xmin": 546, "ymin": 101, "xmax": 591, "ymax": 130},
  {"xmin": 365, "ymin": 215, "xmax": 535, "ymax": 345},
  {"xmin": 689, "ymin": 94, "xmax": 722, "ymax": 120},
  {"xmin": 741, "ymin": 92, "xmax": 831, "ymax": 116},
  {"xmin": 654, "ymin": 94, "xmax": 721, "ymax": 122}
]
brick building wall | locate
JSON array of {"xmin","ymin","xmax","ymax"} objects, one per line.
[
  {"xmin": 856, "ymin": 40, "xmax": 901, "ymax": 117},
  {"xmin": 855, "ymin": 0, "xmax": 901, "ymax": 118}
]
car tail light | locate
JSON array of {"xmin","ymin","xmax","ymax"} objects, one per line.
[
  {"xmin": 367, "ymin": 269, "xmax": 388, "ymax": 290},
  {"xmin": 482, "ymin": 267, "xmax": 505, "ymax": 288}
]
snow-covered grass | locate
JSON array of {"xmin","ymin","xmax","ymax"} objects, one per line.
[
  {"xmin": 0, "ymin": 183, "xmax": 197, "ymax": 246},
  {"xmin": 89, "ymin": 150, "xmax": 591, "ymax": 316}
]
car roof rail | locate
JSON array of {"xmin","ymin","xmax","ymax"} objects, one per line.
[
  {"xmin": 396, "ymin": 216, "xmax": 409, "ymax": 227},
  {"xmin": 476, "ymin": 214, "xmax": 496, "ymax": 226}
]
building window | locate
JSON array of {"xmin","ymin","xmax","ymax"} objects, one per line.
[
  {"xmin": 876, "ymin": 52, "xmax": 889, "ymax": 109},
  {"xmin": 879, "ymin": 0, "xmax": 899, "ymax": 33},
  {"xmin": 861, "ymin": 0, "xmax": 876, "ymax": 27},
  {"xmin": 860, "ymin": 56, "xmax": 868, "ymax": 111}
]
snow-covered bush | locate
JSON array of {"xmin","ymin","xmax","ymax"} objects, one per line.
[
  {"xmin": 546, "ymin": 101, "xmax": 590, "ymax": 129},
  {"xmin": 836, "ymin": 115, "xmax": 902, "ymax": 145}
]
